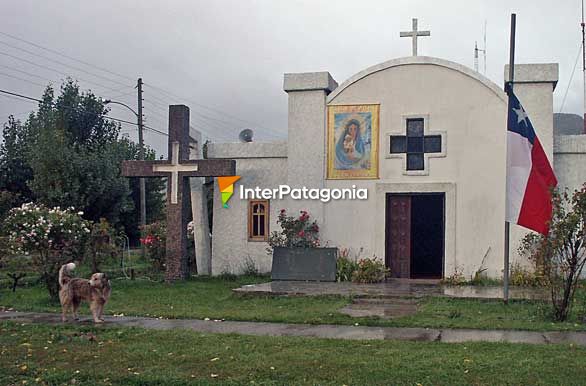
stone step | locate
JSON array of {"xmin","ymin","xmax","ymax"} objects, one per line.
[{"xmin": 352, "ymin": 297, "xmax": 419, "ymax": 305}]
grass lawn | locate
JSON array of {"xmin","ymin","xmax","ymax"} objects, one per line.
[
  {"xmin": 1, "ymin": 275, "xmax": 586, "ymax": 332},
  {"xmin": 1, "ymin": 321, "xmax": 586, "ymax": 385}
]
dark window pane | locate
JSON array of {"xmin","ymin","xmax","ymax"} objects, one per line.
[
  {"xmin": 407, "ymin": 136, "xmax": 423, "ymax": 153},
  {"xmin": 407, "ymin": 119, "xmax": 424, "ymax": 137},
  {"xmin": 253, "ymin": 215, "xmax": 259, "ymax": 236},
  {"xmin": 424, "ymin": 135, "xmax": 442, "ymax": 153},
  {"xmin": 390, "ymin": 136, "xmax": 406, "ymax": 153},
  {"xmin": 407, "ymin": 153, "xmax": 424, "ymax": 170},
  {"xmin": 259, "ymin": 216, "xmax": 265, "ymax": 236}
]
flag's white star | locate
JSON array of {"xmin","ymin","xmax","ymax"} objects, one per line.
[{"xmin": 513, "ymin": 106, "xmax": 528, "ymax": 125}]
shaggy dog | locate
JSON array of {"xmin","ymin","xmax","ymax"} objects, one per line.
[{"xmin": 58, "ymin": 263, "xmax": 111, "ymax": 323}]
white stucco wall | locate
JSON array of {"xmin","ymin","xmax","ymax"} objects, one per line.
[
  {"xmin": 205, "ymin": 57, "xmax": 562, "ymax": 280},
  {"xmin": 554, "ymin": 135, "xmax": 586, "ymax": 192},
  {"xmin": 324, "ymin": 58, "xmax": 509, "ymax": 277},
  {"xmin": 208, "ymin": 142, "xmax": 288, "ymax": 275}
]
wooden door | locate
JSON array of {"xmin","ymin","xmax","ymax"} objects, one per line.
[{"xmin": 386, "ymin": 195, "xmax": 411, "ymax": 278}]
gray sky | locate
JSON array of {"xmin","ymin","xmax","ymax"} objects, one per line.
[{"xmin": 0, "ymin": 0, "xmax": 583, "ymax": 157}]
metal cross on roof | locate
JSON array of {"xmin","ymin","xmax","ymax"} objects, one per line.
[{"xmin": 400, "ymin": 18, "xmax": 431, "ymax": 56}]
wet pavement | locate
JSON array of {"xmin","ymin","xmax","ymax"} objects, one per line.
[
  {"xmin": 233, "ymin": 279, "xmax": 548, "ymax": 301},
  {"xmin": 1, "ymin": 310, "xmax": 584, "ymax": 346}
]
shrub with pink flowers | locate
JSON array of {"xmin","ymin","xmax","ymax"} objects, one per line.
[
  {"xmin": 267, "ymin": 209, "xmax": 320, "ymax": 251},
  {"xmin": 3, "ymin": 203, "xmax": 91, "ymax": 298}
]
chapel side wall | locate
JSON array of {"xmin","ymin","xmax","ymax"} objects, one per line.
[
  {"xmin": 323, "ymin": 62, "xmax": 508, "ymax": 278},
  {"xmin": 554, "ymin": 135, "xmax": 586, "ymax": 192},
  {"xmin": 209, "ymin": 143, "xmax": 288, "ymax": 275}
]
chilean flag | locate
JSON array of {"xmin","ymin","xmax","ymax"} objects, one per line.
[{"xmin": 506, "ymin": 89, "xmax": 557, "ymax": 235}]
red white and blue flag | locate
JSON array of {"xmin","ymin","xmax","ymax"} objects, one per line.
[{"xmin": 506, "ymin": 90, "xmax": 557, "ymax": 235}]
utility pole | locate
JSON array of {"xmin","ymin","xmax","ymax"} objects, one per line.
[
  {"xmin": 504, "ymin": 13, "xmax": 516, "ymax": 305},
  {"xmin": 137, "ymin": 77, "xmax": 146, "ymax": 258},
  {"xmin": 582, "ymin": 0, "xmax": 586, "ymax": 134}
]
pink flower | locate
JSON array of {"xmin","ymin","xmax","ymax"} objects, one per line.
[{"xmin": 298, "ymin": 230, "xmax": 305, "ymax": 237}]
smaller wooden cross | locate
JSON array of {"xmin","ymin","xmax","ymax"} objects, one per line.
[
  {"xmin": 400, "ymin": 18, "xmax": 431, "ymax": 56},
  {"xmin": 122, "ymin": 105, "xmax": 235, "ymax": 281}
]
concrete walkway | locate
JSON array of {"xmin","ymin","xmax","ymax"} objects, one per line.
[
  {"xmin": 234, "ymin": 280, "xmax": 548, "ymax": 300},
  {"xmin": 2, "ymin": 310, "xmax": 585, "ymax": 346}
]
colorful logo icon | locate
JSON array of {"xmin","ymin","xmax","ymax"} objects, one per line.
[{"xmin": 218, "ymin": 176, "xmax": 241, "ymax": 208}]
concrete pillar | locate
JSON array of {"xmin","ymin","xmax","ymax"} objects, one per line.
[
  {"xmin": 283, "ymin": 72, "xmax": 337, "ymax": 222},
  {"xmin": 189, "ymin": 129, "xmax": 212, "ymax": 275},
  {"xmin": 504, "ymin": 64, "xmax": 559, "ymax": 265},
  {"xmin": 504, "ymin": 64, "xmax": 558, "ymax": 159}
]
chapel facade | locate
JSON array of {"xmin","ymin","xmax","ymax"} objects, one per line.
[{"xmin": 200, "ymin": 55, "xmax": 586, "ymax": 279}]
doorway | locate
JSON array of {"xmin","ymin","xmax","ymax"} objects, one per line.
[{"xmin": 385, "ymin": 193, "xmax": 445, "ymax": 279}]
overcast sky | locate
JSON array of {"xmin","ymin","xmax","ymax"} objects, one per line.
[{"xmin": 0, "ymin": 0, "xmax": 583, "ymax": 156}]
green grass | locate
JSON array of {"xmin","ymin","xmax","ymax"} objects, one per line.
[
  {"xmin": 1, "ymin": 321, "xmax": 585, "ymax": 385},
  {"xmin": 2, "ymin": 275, "xmax": 586, "ymax": 332}
]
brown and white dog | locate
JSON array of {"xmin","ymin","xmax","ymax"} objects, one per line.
[{"xmin": 58, "ymin": 263, "xmax": 111, "ymax": 323}]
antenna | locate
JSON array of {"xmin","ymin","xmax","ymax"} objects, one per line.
[
  {"xmin": 474, "ymin": 21, "xmax": 487, "ymax": 74},
  {"xmin": 483, "ymin": 20, "xmax": 487, "ymax": 74}
]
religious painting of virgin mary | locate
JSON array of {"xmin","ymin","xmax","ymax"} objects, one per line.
[{"xmin": 327, "ymin": 104, "xmax": 379, "ymax": 179}]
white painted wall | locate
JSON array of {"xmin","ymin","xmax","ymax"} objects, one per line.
[
  {"xmin": 324, "ymin": 58, "xmax": 509, "ymax": 277},
  {"xmin": 554, "ymin": 135, "xmax": 586, "ymax": 192},
  {"xmin": 208, "ymin": 142, "xmax": 287, "ymax": 275},
  {"xmin": 205, "ymin": 57, "xmax": 563, "ymax": 280}
]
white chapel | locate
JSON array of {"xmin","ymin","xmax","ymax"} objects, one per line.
[{"xmin": 191, "ymin": 20, "xmax": 586, "ymax": 279}]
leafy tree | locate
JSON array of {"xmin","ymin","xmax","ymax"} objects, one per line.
[
  {"xmin": 0, "ymin": 116, "xmax": 34, "ymax": 218},
  {"xmin": 117, "ymin": 137, "xmax": 166, "ymax": 243},
  {"xmin": 1, "ymin": 79, "xmax": 165, "ymax": 240}
]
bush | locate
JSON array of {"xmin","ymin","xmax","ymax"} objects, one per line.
[
  {"xmin": 241, "ymin": 256, "xmax": 259, "ymax": 276},
  {"xmin": 267, "ymin": 209, "xmax": 320, "ymax": 253},
  {"xmin": 3, "ymin": 203, "xmax": 91, "ymax": 299},
  {"xmin": 519, "ymin": 186, "xmax": 586, "ymax": 321},
  {"xmin": 336, "ymin": 248, "xmax": 358, "ymax": 282},
  {"xmin": 441, "ymin": 267, "xmax": 467, "ymax": 286},
  {"xmin": 86, "ymin": 218, "xmax": 122, "ymax": 273},
  {"xmin": 351, "ymin": 257, "xmax": 388, "ymax": 284},
  {"xmin": 509, "ymin": 261, "xmax": 549, "ymax": 287},
  {"xmin": 140, "ymin": 221, "xmax": 166, "ymax": 271}
]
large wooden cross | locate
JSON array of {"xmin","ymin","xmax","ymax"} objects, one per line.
[{"xmin": 122, "ymin": 105, "xmax": 235, "ymax": 282}]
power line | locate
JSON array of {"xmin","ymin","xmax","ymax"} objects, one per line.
[
  {"xmin": 0, "ymin": 63, "xmax": 56, "ymax": 82},
  {"xmin": 0, "ymin": 51, "xmax": 129, "ymax": 94},
  {"xmin": 0, "ymin": 38, "xmax": 130, "ymax": 88},
  {"xmin": 560, "ymin": 42, "xmax": 583, "ymax": 113},
  {"xmin": 0, "ymin": 30, "xmax": 135, "ymax": 82},
  {"xmin": 0, "ymin": 88, "xmax": 168, "ymax": 136},
  {"xmin": 0, "ymin": 30, "xmax": 281, "ymax": 140},
  {"xmin": 0, "ymin": 71, "xmax": 47, "ymax": 88},
  {"xmin": 143, "ymin": 83, "xmax": 282, "ymax": 138}
]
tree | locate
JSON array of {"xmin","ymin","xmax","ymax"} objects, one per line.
[
  {"xmin": 519, "ymin": 185, "xmax": 586, "ymax": 321},
  {"xmin": 0, "ymin": 116, "xmax": 34, "ymax": 219},
  {"xmin": 117, "ymin": 137, "xmax": 166, "ymax": 244}
]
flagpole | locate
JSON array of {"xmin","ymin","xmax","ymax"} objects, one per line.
[{"xmin": 504, "ymin": 13, "xmax": 516, "ymax": 305}]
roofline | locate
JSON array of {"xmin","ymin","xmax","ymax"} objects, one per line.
[{"xmin": 327, "ymin": 56, "xmax": 507, "ymax": 104}]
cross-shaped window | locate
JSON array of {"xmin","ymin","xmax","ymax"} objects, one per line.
[{"xmin": 389, "ymin": 118, "xmax": 442, "ymax": 171}]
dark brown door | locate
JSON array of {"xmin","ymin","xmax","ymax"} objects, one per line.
[{"xmin": 386, "ymin": 195, "xmax": 411, "ymax": 278}]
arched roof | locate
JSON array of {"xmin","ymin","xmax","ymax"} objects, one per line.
[{"xmin": 327, "ymin": 56, "xmax": 507, "ymax": 104}]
